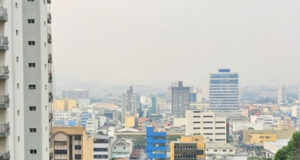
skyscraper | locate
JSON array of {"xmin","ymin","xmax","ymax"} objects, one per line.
[
  {"xmin": 0, "ymin": 0, "xmax": 53, "ymax": 159},
  {"xmin": 209, "ymin": 69, "xmax": 239, "ymax": 112},
  {"xmin": 171, "ymin": 81, "xmax": 190, "ymax": 118},
  {"xmin": 278, "ymin": 84, "xmax": 287, "ymax": 105},
  {"xmin": 121, "ymin": 86, "xmax": 138, "ymax": 120}
]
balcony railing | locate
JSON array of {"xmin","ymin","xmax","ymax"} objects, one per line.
[
  {"xmin": 0, "ymin": 36, "xmax": 8, "ymax": 51},
  {"xmin": 0, "ymin": 66, "xmax": 9, "ymax": 80},
  {"xmin": 47, "ymin": 14, "xmax": 51, "ymax": 24},
  {"xmin": 0, "ymin": 95, "xmax": 9, "ymax": 109},
  {"xmin": 48, "ymin": 34, "xmax": 52, "ymax": 44},
  {"xmin": 0, "ymin": 123, "xmax": 9, "ymax": 137},
  {"xmin": 49, "ymin": 73, "xmax": 53, "ymax": 83},
  {"xmin": 0, "ymin": 151, "xmax": 10, "ymax": 160},
  {"xmin": 48, "ymin": 54, "xmax": 52, "ymax": 63},
  {"xmin": 0, "ymin": 7, "xmax": 8, "ymax": 22}
]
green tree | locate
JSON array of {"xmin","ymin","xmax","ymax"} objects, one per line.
[{"xmin": 274, "ymin": 132, "xmax": 300, "ymax": 160}]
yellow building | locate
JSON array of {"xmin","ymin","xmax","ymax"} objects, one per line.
[
  {"xmin": 125, "ymin": 116, "xmax": 136, "ymax": 128},
  {"xmin": 249, "ymin": 134, "xmax": 277, "ymax": 145},
  {"xmin": 52, "ymin": 126, "xmax": 93, "ymax": 160},
  {"xmin": 170, "ymin": 136, "xmax": 205, "ymax": 160},
  {"xmin": 54, "ymin": 99, "xmax": 77, "ymax": 111}
]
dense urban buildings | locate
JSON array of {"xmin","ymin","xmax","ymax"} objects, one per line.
[
  {"xmin": 62, "ymin": 89, "xmax": 90, "ymax": 106},
  {"xmin": 171, "ymin": 81, "xmax": 191, "ymax": 117},
  {"xmin": 209, "ymin": 69, "xmax": 239, "ymax": 112},
  {"xmin": 121, "ymin": 86, "xmax": 138, "ymax": 121},
  {"xmin": 0, "ymin": 0, "xmax": 54, "ymax": 159}
]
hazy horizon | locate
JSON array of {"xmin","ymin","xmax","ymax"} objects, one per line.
[{"xmin": 52, "ymin": 0, "xmax": 300, "ymax": 87}]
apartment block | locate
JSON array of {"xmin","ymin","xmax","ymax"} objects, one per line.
[
  {"xmin": 0, "ymin": 0, "xmax": 53, "ymax": 159},
  {"xmin": 52, "ymin": 126, "xmax": 93, "ymax": 160},
  {"xmin": 111, "ymin": 138, "xmax": 133, "ymax": 159},
  {"xmin": 170, "ymin": 136, "xmax": 205, "ymax": 160},
  {"xmin": 93, "ymin": 135, "xmax": 112, "ymax": 160},
  {"xmin": 186, "ymin": 110, "xmax": 227, "ymax": 142},
  {"xmin": 171, "ymin": 81, "xmax": 190, "ymax": 118},
  {"xmin": 125, "ymin": 116, "xmax": 136, "ymax": 128},
  {"xmin": 54, "ymin": 99, "xmax": 77, "ymax": 112},
  {"xmin": 146, "ymin": 127, "xmax": 167, "ymax": 160}
]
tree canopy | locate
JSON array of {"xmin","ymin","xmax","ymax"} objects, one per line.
[{"xmin": 274, "ymin": 132, "xmax": 300, "ymax": 160}]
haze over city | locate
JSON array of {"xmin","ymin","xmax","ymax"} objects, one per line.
[{"xmin": 53, "ymin": 0, "xmax": 300, "ymax": 87}]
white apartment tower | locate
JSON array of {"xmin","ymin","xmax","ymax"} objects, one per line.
[
  {"xmin": 186, "ymin": 110, "xmax": 227, "ymax": 143},
  {"xmin": 0, "ymin": 0, "xmax": 53, "ymax": 160}
]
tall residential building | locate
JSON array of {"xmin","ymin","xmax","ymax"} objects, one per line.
[
  {"xmin": 52, "ymin": 126, "xmax": 93, "ymax": 160},
  {"xmin": 209, "ymin": 69, "xmax": 239, "ymax": 112},
  {"xmin": 121, "ymin": 86, "xmax": 138, "ymax": 121},
  {"xmin": 186, "ymin": 110, "xmax": 227, "ymax": 142},
  {"xmin": 151, "ymin": 96, "xmax": 157, "ymax": 114},
  {"xmin": 93, "ymin": 135, "xmax": 112, "ymax": 160},
  {"xmin": 278, "ymin": 84, "xmax": 287, "ymax": 105},
  {"xmin": 146, "ymin": 127, "xmax": 167, "ymax": 160},
  {"xmin": 170, "ymin": 136, "xmax": 205, "ymax": 160},
  {"xmin": 62, "ymin": 89, "xmax": 90, "ymax": 107},
  {"xmin": 171, "ymin": 81, "xmax": 190, "ymax": 117},
  {"xmin": 0, "ymin": 0, "xmax": 53, "ymax": 160}
]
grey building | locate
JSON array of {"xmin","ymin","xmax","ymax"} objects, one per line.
[
  {"xmin": 209, "ymin": 69, "xmax": 239, "ymax": 112},
  {"xmin": 171, "ymin": 81, "xmax": 190, "ymax": 118},
  {"xmin": 121, "ymin": 86, "xmax": 138, "ymax": 120}
]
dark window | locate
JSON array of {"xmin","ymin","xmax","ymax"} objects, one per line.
[
  {"xmin": 54, "ymin": 150, "xmax": 67, "ymax": 154},
  {"xmin": 28, "ymin": 63, "xmax": 36, "ymax": 68},
  {"xmin": 94, "ymin": 139, "xmax": 109, "ymax": 143},
  {"xmin": 28, "ymin": 41, "xmax": 35, "ymax": 45},
  {"xmin": 29, "ymin": 106, "xmax": 36, "ymax": 111},
  {"xmin": 29, "ymin": 128, "xmax": 37, "ymax": 132},
  {"xmin": 28, "ymin": 19, "xmax": 35, "ymax": 23},
  {"xmin": 94, "ymin": 148, "xmax": 108, "ymax": 152},
  {"xmin": 30, "ymin": 149, "xmax": 37, "ymax": 154},
  {"xmin": 75, "ymin": 145, "xmax": 81, "ymax": 150},
  {"xmin": 28, "ymin": 0, "xmax": 35, "ymax": 1},
  {"xmin": 74, "ymin": 135, "xmax": 81, "ymax": 141},
  {"xmin": 29, "ymin": 84, "xmax": 36, "ymax": 89},
  {"xmin": 75, "ymin": 154, "xmax": 81, "ymax": 159}
]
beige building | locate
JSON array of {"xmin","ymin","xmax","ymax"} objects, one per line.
[
  {"xmin": 54, "ymin": 99, "xmax": 77, "ymax": 111},
  {"xmin": 125, "ymin": 116, "xmax": 136, "ymax": 128},
  {"xmin": 186, "ymin": 110, "xmax": 227, "ymax": 142},
  {"xmin": 52, "ymin": 126, "xmax": 93, "ymax": 160}
]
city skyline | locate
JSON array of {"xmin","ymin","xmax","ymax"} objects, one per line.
[{"xmin": 52, "ymin": 0, "xmax": 300, "ymax": 86}]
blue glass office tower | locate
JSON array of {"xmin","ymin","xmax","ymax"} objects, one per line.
[
  {"xmin": 146, "ymin": 127, "xmax": 167, "ymax": 160},
  {"xmin": 209, "ymin": 69, "xmax": 239, "ymax": 112}
]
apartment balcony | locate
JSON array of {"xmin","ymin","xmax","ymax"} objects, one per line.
[
  {"xmin": 48, "ymin": 73, "xmax": 53, "ymax": 83},
  {"xmin": 0, "ymin": 7, "xmax": 8, "ymax": 22},
  {"xmin": 0, "ymin": 95, "xmax": 9, "ymax": 108},
  {"xmin": 0, "ymin": 123, "xmax": 9, "ymax": 137},
  {"xmin": 47, "ymin": 14, "xmax": 51, "ymax": 24},
  {"xmin": 0, "ymin": 36, "xmax": 8, "ymax": 51},
  {"xmin": 48, "ymin": 54, "xmax": 52, "ymax": 63},
  {"xmin": 49, "ymin": 92, "xmax": 53, "ymax": 102},
  {"xmin": 0, "ymin": 151, "xmax": 10, "ymax": 160},
  {"xmin": 0, "ymin": 66, "xmax": 9, "ymax": 80},
  {"xmin": 48, "ymin": 34, "xmax": 52, "ymax": 44}
]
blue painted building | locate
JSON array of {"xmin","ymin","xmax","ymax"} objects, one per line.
[
  {"xmin": 146, "ymin": 127, "xmax": 167, "ymax": 160},
  {"xmin": 80, "ymin": 112, "xmax": 92, "ymax": 126}
]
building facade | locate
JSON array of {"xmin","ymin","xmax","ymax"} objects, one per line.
[
  {"xmin": 170, "ymin": 136, "xmax": 205, "ymax": 160},
  {"xmin": 62, "ymin": 89, "xmax": 90, "ymax": 107},
  {"xmin": 54, "ymin": 99, "xmax": 77, "ymax": 112},
  {"xmin": 277, "ymin": 84, "xmax": 287, "ymax": 105},
  {"xmin": 171, "ymin": 81, "xmax": 190, "ymax": 118},
  {"xmin": 121, "ymin": 86, "xmax": 138, "ymax": 121},
  {"xmin": 93, "ymin": 135, "xmax": 112, "ymax": 160},
  {"xmin": 0, "ymin": 0, "xmax": 53, "ymax": 159},
  {"xmin": 52, "ymin": 126, "xmax": 93, "ymax": 160},
  {"xmin": 209, "ymin": 69, "xmax": 239, "ymax": 112},
  {"xmin": 146, "ymin": 127, "xmax": 167, "ymax": 160},
  {"xmin": 111, "ymin": 138, "xmax": 133, "ymax": 159},
  {"xmin": 186, "ymin": 110, "xmax": 227, "ymax": 142}
]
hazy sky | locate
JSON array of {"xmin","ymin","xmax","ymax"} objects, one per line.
[{"xmin": 52, "ymin": 0, "xmax": 300, "ymax": 87}]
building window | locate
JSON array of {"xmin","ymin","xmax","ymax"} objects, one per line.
[
  {"xmin": 28, "ymin": 0, "xmax": 35, "ymax": 1},
  {"xmin": 75, "ymin": 154, "xmax": 81, "ymax": 159},
  {"xmin": 29, "ymin": 128, "xmax": 37, "ymax": 133},
  {"xmin": 28, "ymin": 41, "xmax": 35, "ymax": 45},
  {"xmin": 74, "ymin": 135, "xmax": 81, "ymax": 141},
  {"xmin": 28, "ymin": 19, "xmax": 35, "ymax": 23},
  {"xmin": 30, "ymin": 149, "xmax": 37, "ymax": 154},
  {"xmin": 16, "ymin": 30, "xmax": 19, "ymax": 35},
  {"xmin": 29, "ymin": 84, "xmax": 36, "ymax": 89},
  {"xmin": 75, "ymin": 145, "xmax": 81, "ymax": 150},
  {"xmin": 17, "ymin": 110, "xmax": 20, "ymax": 115},
  {"xmin": 16, "ymin": 56, "xmax": 19, "ymax": 62},
  {"xmin": 29, "ymin": 106, "xmax": 36, "ymax": 111},
  {"xmin": 28, "ymin": 63, "xmax": 36, "ymax": 68},
  {"xmin": 15, "ymin": 2, "xmax": 18, "ymax": 8}
]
